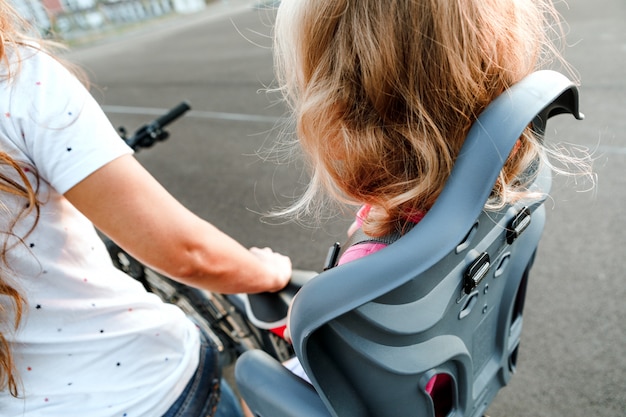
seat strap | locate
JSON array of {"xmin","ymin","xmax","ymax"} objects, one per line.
[{"xmin": 324, "ymin": 225, "xmax": 415, "ymax": 270}]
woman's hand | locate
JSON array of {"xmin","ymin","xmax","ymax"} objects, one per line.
[{"xmin": 249, "ymin": 247, "xmax": 292, "ymax": 293}]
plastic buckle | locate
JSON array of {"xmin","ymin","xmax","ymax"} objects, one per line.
[
  {"xmin": 464, "ymin": 252, "xmax": 490, "ymax": 294},
  {"xmin": 506, "ymin": 207, "xmax": 531, "ymax": 244},
  {"xmin": 324, "ymin": 242, "xmax": 341, "ymax": 270}
]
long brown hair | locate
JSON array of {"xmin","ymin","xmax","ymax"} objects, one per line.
[
  {"xmin": 273, "ymin": 0, "xmax": 590, "ymax": 236},
  {"xmin": 0, "ymin": 0, "xmax": 44, "ymax": 397},
  {"xmin": 0, "ymin": 154, "xmax": 40, "ymax": 397}
]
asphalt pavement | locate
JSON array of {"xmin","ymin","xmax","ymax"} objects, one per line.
[{"xmin": 66, "ymin": 0, "xmax": 625, "ymax": 415}]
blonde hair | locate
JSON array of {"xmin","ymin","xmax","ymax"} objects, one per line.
[{"xmin": 273, "ymin": 0, "xmax": 586, "ymax": 236}]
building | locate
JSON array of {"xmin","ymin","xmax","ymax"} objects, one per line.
[
  {"xmin": 10, "ymin": 0, "xmax": 206, "ymax": 39},
  {"xmin": 12, "ymin": 0, "xmax": 51, "ymax": 31}
]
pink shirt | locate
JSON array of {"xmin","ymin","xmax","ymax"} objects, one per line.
[{"xmin": 338, "ymin": 205, "xmax": 424, "ymax": 265}]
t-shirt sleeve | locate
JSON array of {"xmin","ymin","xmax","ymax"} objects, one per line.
[{"xmin": 7, "ymin": 48, "xmax": 132, "ymax": 194}]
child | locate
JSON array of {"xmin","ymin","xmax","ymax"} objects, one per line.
[
  {"xmin": 0, "ymin": 1, "xmax": 291, "ymax": 415},
  {"xmin": 272, "ymin": 0, "xmax": 592, "ymax": 238},
  {"xmin": 272, "ymin": 0, "xmax": 592, "ymax": 409}
]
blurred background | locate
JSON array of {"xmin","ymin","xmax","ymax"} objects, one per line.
[{"xmin": 11, "ymin": 0, "xmax": 624, "ymax": 415}]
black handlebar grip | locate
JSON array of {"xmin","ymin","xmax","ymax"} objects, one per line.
[{"xmin": 154, "ymin": 101, "xmax": 191, "ymax": 128}]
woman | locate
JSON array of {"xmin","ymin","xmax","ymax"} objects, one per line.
[{"xmin": 0, "ymin": 1, "xmax": 291, "ymax": 415}]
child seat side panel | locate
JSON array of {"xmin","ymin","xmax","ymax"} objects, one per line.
[{"xmin": 306, "ymin": 201, "xmax": 546, "ymax": 417}]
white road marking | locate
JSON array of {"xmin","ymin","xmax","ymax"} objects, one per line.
[{"xmin": 102, "ymin": 105, "xmax": 282, "ymax": 124}]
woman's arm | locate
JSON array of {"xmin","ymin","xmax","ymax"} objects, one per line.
[{"xmin": 64, "ymin": 154, "xmax": 291, "ymax": 294}]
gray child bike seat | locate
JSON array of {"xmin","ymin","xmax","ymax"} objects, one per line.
[{"xmin": 235, "ymin": 70, "xmax": 583, "ymax": 417}]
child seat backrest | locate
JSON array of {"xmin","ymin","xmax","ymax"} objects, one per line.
[{"xmin": 284, "ymin": 71, "xmax": 583, "ymax": 417}]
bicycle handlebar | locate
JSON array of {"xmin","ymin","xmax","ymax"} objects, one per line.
[
  {"xmin": 154, "ymin": 101, "xmax": 192, "ymax": 128},
  {"xmin": 122, "ymin": 101, "xmax": 191, "ymax": 151}
]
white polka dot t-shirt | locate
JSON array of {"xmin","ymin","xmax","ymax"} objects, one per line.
[{"xmin": 0, "ymin": 45, "xmax": 200, "ymax": 416}]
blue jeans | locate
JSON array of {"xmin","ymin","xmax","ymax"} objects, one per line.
[{"xmin": 162, "ymin": 331, "xmax": 243, "ymax": 417}]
